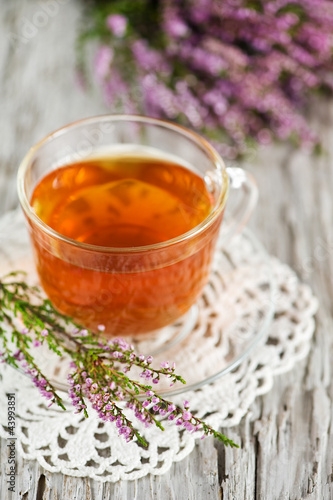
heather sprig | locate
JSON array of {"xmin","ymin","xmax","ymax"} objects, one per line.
[
  {"xmin": 78, "ymin": 0, "xmax": 333, "ymax": 158},
  {"xmin": 0, "ymin": 273, "xmax": 238, "ymax": 448}
]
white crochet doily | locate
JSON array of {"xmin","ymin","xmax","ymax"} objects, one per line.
[{"xmin": 0, "ymin": 210, "xmax": 318, "ymax": 481}]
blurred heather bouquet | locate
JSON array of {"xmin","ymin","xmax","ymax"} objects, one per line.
[{"xmin": 78, "ymin": 0, "xmax": 333, "ymax": 159}]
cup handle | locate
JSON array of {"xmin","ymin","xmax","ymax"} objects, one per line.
[{"xmin": 219, "ymin": 167, "xmax": 258, "ymax": 244}]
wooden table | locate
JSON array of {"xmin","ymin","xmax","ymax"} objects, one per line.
[{"xmin": 0, "ymin": 2, "xmax": 332, "ymax": 498}]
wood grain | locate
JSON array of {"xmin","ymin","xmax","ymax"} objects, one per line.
[{"xmin": 0, "ymin": 1, "xmax": 333, "ymax": 499}]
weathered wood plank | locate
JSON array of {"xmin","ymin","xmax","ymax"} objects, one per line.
[{"xmin": 244, "ymin": 101, "xmax": 333, "ymax": 500}]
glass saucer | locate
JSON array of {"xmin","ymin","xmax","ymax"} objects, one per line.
[{"xmin": 0, "ymin": 210, "xmax": 275, "ymax": 396}]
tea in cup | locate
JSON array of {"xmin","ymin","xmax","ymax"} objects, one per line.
[{"xmin": 18, "ymin": 115, "xmax": 256, "ymax": 336}]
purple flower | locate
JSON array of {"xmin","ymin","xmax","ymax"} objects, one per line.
[
  {"xmin": 106, "ymin": 14, "xmax": 127, "ymax": 38},
  {"xmin": 115, "ymin": 391, "xmax": 124, "ymax": 400},
  {"xmin": 183, "ymin": 421, "xmax": 194, "ymax": 431},
  {"xmin": 85, "ymin": 378, "xmax": 93, "ymax": 387},
  {"xmin": 94, "ymin": 46, "xmax": 113, "ymax": 83},
  {"xmin": 88, "ymin": 0, "xmax": 333, "ymax": 155},
  {"xmin": 164, "ymin": 16, "xmax": 188, "ymax": 38},
  {"xmin": 41, "ymin": 329, "xmax": 48, "ymax": 337}
]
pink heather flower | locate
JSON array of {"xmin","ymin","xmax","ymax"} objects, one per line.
[
  {"xmin": 183, "ymin": 411, "xmax": 192, "ymax": 421},
  {"xmin": 106, "ymin": 14, "xmax": 127, "ymax": 37},
  {"xmin": 168, "ymin": 404, "xmax": 176, "ymax": 412},
  {"xmin": 21, "ymin": 328, "xmax": 29, "ymax": 335},
  {"xmin": 97, "ymin": 324, "xmax": 105, "ymax": 332},
  {"xmin": 33, "ymin": 340, "xmax": 41, "ymax": 347},
  {"xmin": 184, "ymin": 421, "xmax": 194, "ymax": 431},
  {"xmin": 41, "ymin": 329, "xmax": 48, "ymax": 337},
  {"xmin": 160, "ymin": 361, "xmax": 169, "ymax": 369},
  {"xmin": 164, "ymin": 17, "xmax": 188, "ymax": 38},
  {"xmin": 89, "ymin": 0, "xmax": 333, "ymax": 155},
  {"xmin": 80, "ymin": 329, "xmax": 88, "ymax": 337},
  {"xmin": 94, "ymin": 46, "xmax": 113, "ymax": 83}
]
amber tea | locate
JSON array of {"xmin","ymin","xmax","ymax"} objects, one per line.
[
  {"xmin": 29, "ymin": 152, "xmax": 222, "ymax": 335},
  {"xmin": 31, "ymin": 155, "xmax": 213, "ymax": 248},
  {"xmin": 19, "ymin": 117, "xmax": 258, "ymax": 338}
]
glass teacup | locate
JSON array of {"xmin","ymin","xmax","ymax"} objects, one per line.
[{"xmin": 17, "ymin": 115, "xmax": 257, "ymax": 336}]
